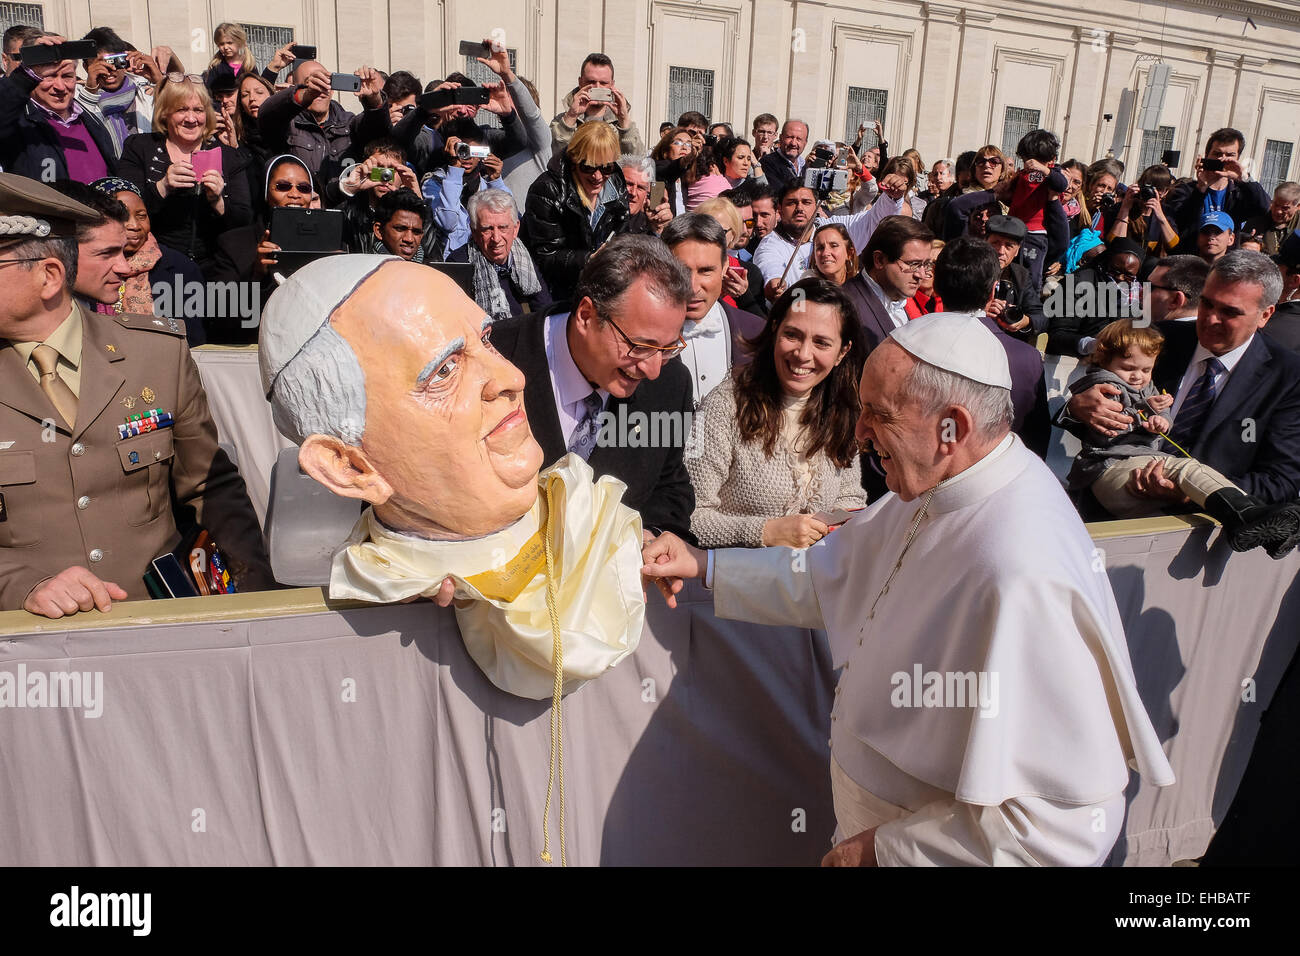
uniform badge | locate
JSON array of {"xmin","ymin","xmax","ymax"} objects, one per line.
[
  {"xmin": 141, "ymin": 386, "xmax": 156, "ymax": 404},
  {"xmin": 129, "ymin": 451, "xmax": 139, "ymax": 465},
  {"xmin": 152, "ymin": 319, "xmax": 165, "ymax": 327},
  {"xmin": 167, "ymin": 317, "xmax": 181, "ymax": 333},
  {"xmin": 105, "ymin": 344, "xmax": 116, "ymax": 353},
  {"xmin": 123, "ymin": 396, "xmax": 137, "ymax": 410}
]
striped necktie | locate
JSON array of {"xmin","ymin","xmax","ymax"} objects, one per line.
[
  {"xmin": 1169, "ymin": 356, "xmax": 1225, "ymax": 448},
  {"xmin": 567, "ymin": 392, "xmax": 604, "ymax": 460}
]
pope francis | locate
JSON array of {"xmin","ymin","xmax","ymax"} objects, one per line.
[{"xmin": 642, "ymin": 312, "xmax": 1176, "ymax": 867}]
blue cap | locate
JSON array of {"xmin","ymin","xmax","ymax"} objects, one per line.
[{"xmin": 1199, "ymin": 210, "xmax": 1234, "ymax": 233}]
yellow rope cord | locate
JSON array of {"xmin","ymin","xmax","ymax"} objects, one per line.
[
  {"xmin": 539, "ymin": 475, "xmax": 566, "ymax": 866},
  {"xmin": 1136, "ymin": 409, "xmax": 1194, "ymax": 458}
]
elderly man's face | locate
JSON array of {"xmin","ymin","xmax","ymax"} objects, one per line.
[
  {"xmin": 779, "ymin": 122, "xmax": 807, "ymax": 160},
  {"xmin": 331, "ymin": 263, "xmax": 543, "ymax": 536},
  {"xmin": 987, "ymin": 233, "xmax": 1021, "ymax": 270},
  {"xmin": 471, "ymin": 206, "xmax": 518, "ymax": 265},
  {"xmin": 622, "ymin": 164, "xmax": 649, "ymax": 215},
  {"xmin": 1270, "ymin": 193, "xmax": 1299, "ymax": 225},
  {"xmin": 855, "ymin": 342, "xmax": 947, "ymax": 502},
  {"xmin": 1197, "ymin": 272, "xmax": 1276, "ymax": 357},
  {"xmin": 30, "ymin": 59, "xmax": 77, "ymax": 115},
  {"xmin": 930, "ymin": 163, "xmax": 954, "ymax": 192}
]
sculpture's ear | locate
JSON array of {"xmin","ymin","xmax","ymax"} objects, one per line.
[{"xmin": 298, "ymin": 434, "xmax": 393, "ymax": 505}]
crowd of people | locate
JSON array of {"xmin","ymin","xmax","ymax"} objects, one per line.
[{"xmin": 3, "ymin": 21, "xmax": 1300, "ymax": 620}]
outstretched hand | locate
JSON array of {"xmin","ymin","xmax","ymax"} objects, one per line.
[{"xmin": 640, "ymin": 532, "xmax": 706, "ymax": 609}]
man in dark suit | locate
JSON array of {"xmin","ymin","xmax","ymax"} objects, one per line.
[
  {"xmin": 489, "ymin": 234, "xmax": 697, "ymax": 540},
  {"xmin": 841, "ymin": 215, "xmax": 935, "ymax": 352},
  {"xmin": 662, "ymin": 213, "xmax": 765, "ymax": 404},
  {"xmin": 1062, "ymin": 250, "xmax": 1300, "ymax": 506},
  {"xmin": 758, "ymin": 119, "xmax": 808, "ymax": 193},
  {"xmin": 934, "ymin": 237, "xmax": 1051, "ymax": 458}
]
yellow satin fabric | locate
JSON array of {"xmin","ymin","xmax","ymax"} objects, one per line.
[{"xmin": 330, "ymin": 453, "xmax": 646, "ymax": 699}]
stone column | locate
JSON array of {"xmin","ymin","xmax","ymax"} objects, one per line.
[
  {"xmin": 949, "ymin": 8, "xmax": 996, "ymax": 153},
  {"xmin": 1231, "ymin": 53, "xmax": 1270, "ymax": 173},
  {"xmin": 1096, "ymin": 31, "xmax": 1140, "ymax": 164},
  {"xmin": 1060, "ymin": 25, "xmax": 1108, "ymax": 161},
  {"xmin": 913, "ymin": 3, "xmax": 963, "ymax": 161}
]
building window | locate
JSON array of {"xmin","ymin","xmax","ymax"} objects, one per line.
[
  {"xmin": 845, "ymin": 87, "xmax": 888, "ymax": 146},
  {"xmin": 667, "ymin": 66, "xmax": 714, "ymax": 122},
  {"xmin": 0, "ymin": 2, "xmax": 44, "ymax": 33},
  {"xmin": 239, "ymin": 22, "xmax": 295, "ymax": 80},
  {"xmin": 1000, "ymin": 107, "xmax": 1041, "ymax": 159},
  {"xmin": 463, "ymin": 48, "xmax": 517, "ymax": 129},
  {"xmin": 1259, "ymin": 139, "xmax": 1295, "ymax": 197},
  {"xmin": 1139, "ymin": 126, "xmax": 1176, "ymax": 172}
]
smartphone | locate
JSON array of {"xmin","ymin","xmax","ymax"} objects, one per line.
[
  {"xmin": 417, "ymin": 86, "xmax": 491, "ymax": 112},
  {"xmin": 289, "ymin": 44, "xmax": 317, "ymax": 60},
  {"xmin": 586, "ymin": 87, "xmax": 614, "ymax": 103},
  {"xmin": 728, "ymin": 264, "xmax": 748, "ymax": 282},
  {"xmin": 458, "ymin": 40, "xmax": 489, "ymax": 57},
  {"xmin": 1202, "ymin": 158, "xmax": 1225, "ymax": 173},
  {"xmin": 1161, "ymin": 149, "xmax": 1180, "ymax": 168},
  {"xmin": 648, "ymin": 180, "xmax": 666, "ymax": 208},
  {"xmin": 20, "ymin": 40, "xmax": 97, "ymax": 67},
  {"xmin": 190, "ymin": 148, "xmax": 222, "ymax": 179},
  {"xmin": 329, "ymin": 72, "xmax": 362, "ymax": 93},
  {"xmin": 149, "ymin": 553, "xmax": 200, "ymax": 599}
]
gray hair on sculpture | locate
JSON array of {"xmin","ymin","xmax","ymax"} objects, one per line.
[{"xmin": 270, "ymin": 323, "xmax": 368, "ymax": 446}]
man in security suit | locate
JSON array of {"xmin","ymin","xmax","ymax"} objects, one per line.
[{"xmin": 0, "ymin": 172, "xmax": 273, "ymax": 618}]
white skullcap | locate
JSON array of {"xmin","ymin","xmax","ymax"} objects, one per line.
[
  {"xmin": 259, "ymin": 254, "xmax": 398, "ymax": 397},
  {"xmin": 888, "ymin": 312, "xmax": 1013, "ymax": 390}
]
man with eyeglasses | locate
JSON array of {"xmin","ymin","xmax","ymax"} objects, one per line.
[
  {"xmin": 0, "ymin": 172, "xmax": 272, "ymax": 617},
  {"xmin": 0, "ymin": 33, "xmax": 118, "ymax": 183},
  {"xmin": 489, "ymin": 234, "xmax": 697, "ymax": 541},
  {"xmin": 1147, "ymin": 254, "xmax": 1209, "ymax": 326},
  {"xmin": 2, "ymin": 25, "xmax": 41, "ymax": 76},
  {"xmin": 841, "ymin": 215, "xmax": 935, "ymax": 353}
]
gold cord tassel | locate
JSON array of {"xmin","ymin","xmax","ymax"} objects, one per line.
[{"xmin": 539, "ymin": 476, "xmax": 566, "ymax": 866}]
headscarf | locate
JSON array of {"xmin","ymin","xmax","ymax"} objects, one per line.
[
  {"xmin": 90, "ymin": 178, "xmax": 161, "ymax": 315},
  {"xmin": 261, "ymin": 154, "xmax": 315, "ymax": 216}
]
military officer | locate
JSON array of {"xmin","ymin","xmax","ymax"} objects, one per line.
[{"xmin": 0, "ymin": 172, "xmax": 274, "ymax": 618}]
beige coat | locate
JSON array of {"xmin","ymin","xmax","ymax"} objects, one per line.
[{"xmin": 0, "ymin": 305, "xmax": 273, "ymax": 610}]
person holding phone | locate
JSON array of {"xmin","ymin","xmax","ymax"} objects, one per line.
[
  {"xmin": 685, "ymin": 278, "xmax": 867, "ymax": 549},
  {"xmin": 0, "ymin": 33, "xmax": 118, "ymax": 182},
  {"xmin": 74, "ymin": 28, "xmax": 163, "ymax": 158},
  {"xmin": 256, "ymin": 58, "xmax": 391, "ymax": 185},
  {"xmin": 550, "ymin": 52, "xmax": 644, "ymax": 156},
  {"xmin": 117, "ymin": 75, "xmax": 252, "ymax": 275},
  {"xmin": 1166, "ymin": 127, "xmax": 1270, "ymax": 246}
]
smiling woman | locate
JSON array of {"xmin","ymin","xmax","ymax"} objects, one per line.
[
  {"xmin": 116, "ymin": 76, "xmax": 253, "ymax": 276},
  {"xmin": 686, "ymin": 277, "xmax": 869, "ymax": 549}
]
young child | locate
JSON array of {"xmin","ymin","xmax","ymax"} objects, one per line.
[
  {"xmin": 1007, "ymin": 129, "xmax": 1070, "ymax": 290},
  {"xmin": 1066, "ymin": 320, "xmax": 1300, "ymax": 557},
  {"xmin": 205, "ymin": 23, "xmax": 256, "ymax": 90}
]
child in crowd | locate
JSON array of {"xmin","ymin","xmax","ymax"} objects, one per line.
[
  {"xmin": 1066, "ymin": 320, "xmax": 1300, "ymax": 556},
  {"xmin": 1007, "ymin": 129, "xmax": 1070, "ymax": 290},
  {"xmin": 204, "ymin": 23, "xmax": 256, "ymax": 89}
]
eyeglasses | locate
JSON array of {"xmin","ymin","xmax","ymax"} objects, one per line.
[
  {"xmin": 896, "ymin": 258, "xmax": 935, "ymax": 274},
  {"xmin": 1147, "ymin": 282, "xmax": 1176, "ymax": 292},
  {"xmin": 165, "ymin": 73, "xmax": 204, "ymax": 84},
  {"xmin": 742, "ymin": 218, "xmax": 755, "ymax": 228},
  {"xmin": 271, "ymin": 181, "xmax": 313, "ymax": 194},
  {"xmin": 975, "ymin": 156, "xmax": 1002, "ymax": 166},
  {"xmin": 577, "ymin": 161, "xmax": 619, "ymax": 177},
  {"xmin": 603, "ymin": 313, "xmax": 686, "ymax": 360},
  {"xmin": 0, "ymin": 256, "xmax": 47, "ymax": 267},
  {"xmin": 670, "ymin": 139, "xmax": 693, "ymax": 149}
]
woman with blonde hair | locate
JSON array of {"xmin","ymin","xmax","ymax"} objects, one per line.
[
  {"xmin": 204, "ymin": 23, "xmax": 256, "ymax": 90},
  {"xmin": 522, "ymin": 120, "xmax": 631, "ymax": 299},
  {"xmin": 118, "ymin": 75, "xmax": 253, "ymax": 274}
]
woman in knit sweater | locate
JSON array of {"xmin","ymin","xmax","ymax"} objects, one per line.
[{"xmin": 687, "ymin": 278, "xmax": 868, "ymax": 549}]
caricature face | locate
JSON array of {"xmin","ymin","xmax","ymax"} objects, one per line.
[{"xmin": 330, "ymin": 263, "xmax": 543, "ymax": 536}]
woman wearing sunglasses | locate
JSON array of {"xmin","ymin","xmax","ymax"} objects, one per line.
[
  {"xmin": 208, "ymin": 154, "xmax": 314, "ymax": 343},
  {"xmin": 522, "ymin": 120, "xmax": 631, "ymax": 301},
  {"xmin": 118, "ymin": 75, "xmax": 253, "ymax": 277}
]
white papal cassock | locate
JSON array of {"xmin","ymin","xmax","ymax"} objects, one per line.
[{"xmin": 712, "ymin": 433, "xmax": 1175, "ymax": 866}]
